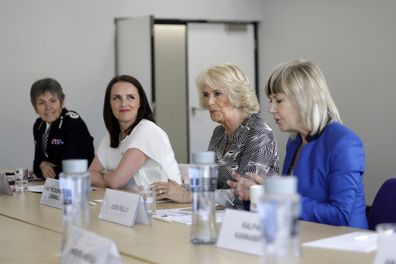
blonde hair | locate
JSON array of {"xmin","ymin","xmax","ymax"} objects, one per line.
[
  {"xmin": 196, "ymin": 63, "xmax": 259, "ymax": 116},
  {"xmin": 265, "ymin": 59, "xmax": 342, "ymax": 135}
]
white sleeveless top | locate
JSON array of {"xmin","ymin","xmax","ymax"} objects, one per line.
[{"xmin": 97, "ymin": 119, "xmax": 181, "ymax": 189}]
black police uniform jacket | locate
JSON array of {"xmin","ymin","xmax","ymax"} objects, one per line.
[{"xmin": 33, "ymin": 108, "xmax": 95, "ymax": 179}]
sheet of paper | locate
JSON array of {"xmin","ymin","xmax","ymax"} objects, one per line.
[
  {"xmin": 28, "ymin": 185, "xmax": 44, "ymax": 193},
  {"xmin": 28, "ymin": 185, "xmax": 98, "ymax": 193},
  {"xmin": 303, "ymin": 231, "xmax": 377, "ymax": 253},
  {"xmin": 156, "ymin": 198, "xmax": 172, "ymax": 204},
  {"xmin": 95, "ymin": 198, "xmax": 169, "ymax": 205},
  {"xmin": 154, "ymin": 207, "xmax": 225, "ymax": 225}
]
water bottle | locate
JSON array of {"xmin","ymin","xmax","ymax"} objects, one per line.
[
  {"xmin": 259, "ymin": 176, "xmax": 300, "ymax": 264},
  {"xmin": 190, "ymin": 151, "xmax": 218, "ymax": 244},
  {"xmin": 59, "ymin": 159, "xmax": 90, "ymax": 254}
]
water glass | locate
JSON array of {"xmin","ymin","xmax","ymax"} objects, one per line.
[
  {"xmin": 250, "ymin": 185, "xmax": 264, "ymax": 212},
  {"xmin": 376, "ymin": 223, "xmax": 396, "ymax": 246},
  {"xmin": 139, "ymin": 186, "xmax": 156, "ymax": 216},
  {"xmin": 15, "ymin": 168, "xmax": 28, "ymax": 192}
]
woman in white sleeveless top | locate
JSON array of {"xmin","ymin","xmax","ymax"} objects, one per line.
[{"xmin": 89, "ymin": 75, "xmax": 181, "ymax": 190}]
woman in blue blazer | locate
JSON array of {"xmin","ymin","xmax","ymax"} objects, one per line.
[{"xmin": 229, "ymin": 60, "xmax": 368, "ymax": 228}]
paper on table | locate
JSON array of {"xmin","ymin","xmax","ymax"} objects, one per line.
[
  {"xmin": 154, "ymin": 207, "xmax": 225, "ymax": 225},
  {"xmin": 27, "ymin": 185, "xmax": 44, "ymax": 193},
  {"xmin": 94, "ymin": 199, "xmax": 104, "ymax": 204},
  {"xmin": 303, "ymin": 231, "xmax": 378, "ymax": 253},
  {"xmin": 95, "ymin": 197, "xmax": 169, "ymax": 205},
  {"xmin": 27, "ymin": 185, "xmax": 98, "ymax": 193}
]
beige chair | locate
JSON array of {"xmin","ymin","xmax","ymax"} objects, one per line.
[{"xmin": 178, "ymin": 163, "xmax": 189, "ymax": 184}]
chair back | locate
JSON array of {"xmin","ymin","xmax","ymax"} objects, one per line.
[
  {"xmin": 368, "ymin": 178, "xmax": 396, "ymax": 230},
  {"xmin": 178, "ymin": 163, "xmax": 189, "ymax": 184}
]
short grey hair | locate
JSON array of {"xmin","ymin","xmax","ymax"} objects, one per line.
[
  {"xmin": 265, "ymin": 59, "xmax": 341, "ymax": 135},
  {"xmin": 30, "ymin": 78, "xmax": 65, "ymax": 108},
  {"xmin": 196, "ymin": 63, "xmax": 260, "ymax": 117}
]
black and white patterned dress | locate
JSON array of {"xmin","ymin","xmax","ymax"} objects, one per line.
[{"xmin": 208, "ymin": 113, "xmax": 279, "ymax": 208}]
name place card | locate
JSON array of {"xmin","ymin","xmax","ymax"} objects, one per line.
[
  {"xmin": 40, "ymin": 178, "xmax": 63, "ymax": 208},
  {"xmin": 216, "ymin": 208, "xmax": 262, "ymax": 255},
  {"xmin": 61, "ymin": 226, "xmax": 122, "ymax": 264},
  {"xmin": 98, "ymin": 188, "xmax": 150, "ymax": 227}
]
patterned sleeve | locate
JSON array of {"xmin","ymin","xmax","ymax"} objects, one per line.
[
  {"xmin": 238, "ymin": 118, "xmax": 280, "ymax": 177},
  {"xmin": 210, "ymin": 114, "xmax": 280, "ymax": 208}
]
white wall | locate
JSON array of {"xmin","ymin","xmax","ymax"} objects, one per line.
[
  {"xmin": 259, "ymin": 0, "xmax": 396, "ymax": 204},
  {"xmin": 1, "ymin": 0, "xmax": 393, "ymax": 205}
]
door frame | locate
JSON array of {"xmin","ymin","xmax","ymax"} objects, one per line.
[
  {"xmin": 154, "ymin": 19, "xmax": 259, "ymax": 162},
  {"xmin": 115, "ymin": 17, "xmax": 259, "ymax": 162}
]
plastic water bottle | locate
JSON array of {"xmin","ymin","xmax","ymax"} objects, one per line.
[
  {"xmin": 190, "ymin": 151, "xmax": 218, "ymax": 244},
  {"xmin": 59, "ymin": 159, "xmax": 90, "ymax": 254},
  {"xmin": 259, "ymin": 176, "xmax": 300, "ymax": 264}
]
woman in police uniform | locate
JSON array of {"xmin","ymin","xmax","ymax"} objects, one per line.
[{"xmin": 31, "ymin": 78, "xmax": 95, "ymax": 179}]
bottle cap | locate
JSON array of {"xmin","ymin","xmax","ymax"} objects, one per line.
[
  {"xmin": 192, "ymin": 151, "xmax": 215, "ymax": 164},
  {"xmin": 62, "ymin": 159, "xmax": 88, "ymax": 173},
  {"xmin": 265, "ymin": 176, "xmax": 297, "ymax": 195}
]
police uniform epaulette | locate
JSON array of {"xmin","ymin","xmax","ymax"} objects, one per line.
[{"xmin": 65, "ymin": 111, "xmax": 80, "ymax": 119}]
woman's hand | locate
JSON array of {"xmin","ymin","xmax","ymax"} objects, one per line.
[
  {"xmin": 39, "ymin": 161, "xmax": 56, "ymax": 178},
  {"xmin": 151, "ymin": 179, "xmax": 192, "ymax": 203},
  {"xmin": 88, "ymin": 156, "xmax": 107, "ymax": 187},
  {"xmin": 227, "ymin": 172, "xmax": 263, "ymax": 201}
]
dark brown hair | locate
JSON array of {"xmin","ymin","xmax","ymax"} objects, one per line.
[{"xmin": 103, "ymin": 75, "xmax": 155, "ymax": 148}]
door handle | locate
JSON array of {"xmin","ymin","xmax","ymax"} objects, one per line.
[{"xmin": 191, "ymin": 106, "xmax": 206, "ymax": 116}]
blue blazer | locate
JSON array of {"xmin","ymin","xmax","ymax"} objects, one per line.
[{"xmin": 283, "ymin": 122, "xmax": 368, "ymax": 228}]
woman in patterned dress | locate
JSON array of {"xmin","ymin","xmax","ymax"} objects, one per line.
[{"xmin": 152, "ymin": 63, "xmax": 279, "ymax": 208}]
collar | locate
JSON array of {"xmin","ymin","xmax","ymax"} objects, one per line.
[
  {"xmin": 301, "ymin": 121, "xmax": 334, "ymax": 142},
  {"xmin": 38, "ymin": 108, "xmax": 68, "ymax": 131},
  {"xmin": 293, "ymin": 130, "xmax": 321, "ymax": 143},
  {"xmin": 305, "ymin": 131, "xmax": 321, "ymax": 142}
]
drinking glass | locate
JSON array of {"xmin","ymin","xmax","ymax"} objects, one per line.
[
  {"xmin": 15, "ymin": 168, "xmax": 28, "ymax": 192},
  {"xmin": 250, "ymin": 185, "xmax": 265, "ymax": 212},
  {"xmin": 139, "ymin": 186, "xmax": 156, "ymax": 217},
  {"xmin": 376, "ymin": 223, "xmax": 396, "ymax": 247}
]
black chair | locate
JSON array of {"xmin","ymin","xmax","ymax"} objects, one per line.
[{"xmin": 367, "ymin": 178, "xmax": 396, "ymax": 230}]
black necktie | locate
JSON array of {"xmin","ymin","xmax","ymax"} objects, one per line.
[{"xmin": 42, "ymin": 126, "xmax": 50, "ymax": 157}]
